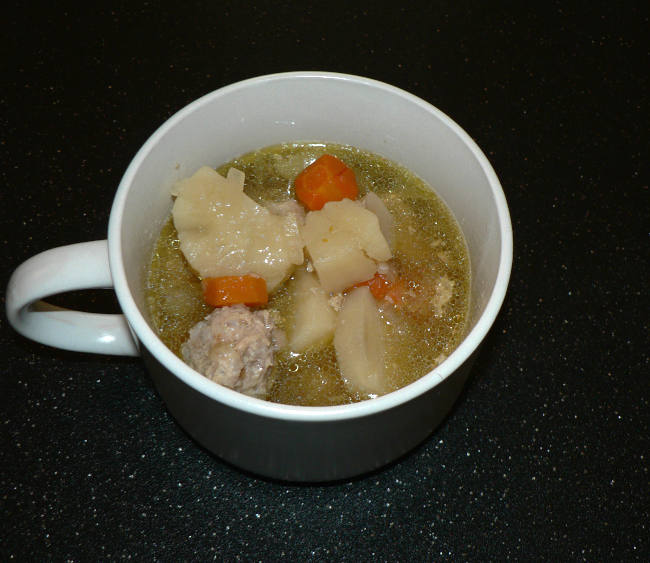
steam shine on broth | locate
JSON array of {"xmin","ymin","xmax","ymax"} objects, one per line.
[{"xmin": 146, "ymin": 143, "xmax": 470, "ymax": 406}]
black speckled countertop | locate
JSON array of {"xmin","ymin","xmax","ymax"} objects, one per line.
[{"xmin": 1, "ymin": 3, "xmax": 647, "ymax": 560}]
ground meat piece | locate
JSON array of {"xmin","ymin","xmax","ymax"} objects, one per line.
[{"xmin": 181, "ymin": 304, "xmax": 281, "ymax": 398}]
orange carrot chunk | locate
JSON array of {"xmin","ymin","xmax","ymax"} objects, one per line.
[
  {"xmin": 353, "ymin": 273, "xmax": 392, "ymax": 300},
  {"xmin": 202, "ymin": 275, "xmax": 268, "ymax": 307},
  {"xmin": 383, "ymin": 278, "xmax": 409, "ymax": 306},
  {"xmin": 353, "ymin": 273, "xmax": 408, "ymax": 305},
  {"xmin": 294, "ymin": 154, "xmax": 359, "ymax": 211}
]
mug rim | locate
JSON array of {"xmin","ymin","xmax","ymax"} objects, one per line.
[{"xmin": 108, "ymin": 71, "xmax": 513, "ymax": 422}]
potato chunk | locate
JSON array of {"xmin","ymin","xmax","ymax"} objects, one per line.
[
  {"xmin": 301, "ymin": 199, "xmax": 392, "ymax": 293},
  {"xmin": 333, "ymin": 286, "xmax": 388, "ymax": 397},
  {"xmin": 288, "ymin": 269, "xmax": 337, "ymax": 352},
  {"xmin": 172, "ymin": 166, "xmax": 304, "ymax": 291},
  {"xmin": 362, "ymin": 191, "xmax": 394, "ymax": 247}
]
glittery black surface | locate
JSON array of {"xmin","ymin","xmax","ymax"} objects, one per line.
[{"xmin": 1, "ymin": 2, "xmax": 647, "ymax": 560}]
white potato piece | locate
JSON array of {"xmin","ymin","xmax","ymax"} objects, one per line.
[
  {"xmin": 362, "ymin": 191, "xmax": 394, "ymax": 247},
  {"xmin": 323, "ymin": 199, "xmax": 392, "ymax": 261},
  {"xmin": 333, "ymin": 286, "xmax": 388, "ymax": 397},
  {"xmin": 301, "ymin": 199, "xmax": 392, "ymax": 293},
  {"xmin": 288, "ymin": 269, "xmax": 337, "ymax": 352},
  {"xmin": 172, "ymin": 166, "xmax": 304, "ymax": 291},
  {"xmin": 301, "ymin": 210, "xmax": 376, "ymax": 293}
]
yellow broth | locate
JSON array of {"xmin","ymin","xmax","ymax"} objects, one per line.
[{"xmin": 145, "ymin": 143, "xmax": 470, "ymax": 406}]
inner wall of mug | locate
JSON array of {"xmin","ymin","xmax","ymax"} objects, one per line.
[{"xmin": 119, "ymin": 74, "xmax": 502, "ymax": 342}]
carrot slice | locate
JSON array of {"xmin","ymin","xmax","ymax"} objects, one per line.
[
  {"xmin": 353, "ymin": 272, "xmax": 392, "ymax": 300},
  {"xmin": 383, "ymin": 278, "xmax": 409, "ymax": 306},
  {"xmin": 353, "ymin": 272, "xmax": 408, "ymax": 305},
  {"xmin": 201, "ymin": 275, "xmax": 268, "ymax": 307},
  {"xmin": 294, "ymin": 154, "xmax": 359, "ymax": 211}
]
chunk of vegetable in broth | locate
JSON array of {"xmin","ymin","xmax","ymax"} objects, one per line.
[
  {"xmin": 288, "ymin": 269, "xmax": 337, "ymax": 352},
  {"xmin": 334, "ymin": 286, "xmax": 388, "ymax": 397},
  {"xmin": 362, "ymin": 191, "xmax": 394, "ymax": 247},
  {"xmin": 294, "ymin": 153, "xmax": 359, "ymax": 210},
  {"xmin": 201, "ymin": 275, "xmax": 268, "ymax": 307},
  {"xmin": 171, "ymin": 166, "xmax": 304, "ymax": 291},
  {"xmin": 301, "ymin": 198, "xmax": 391, "ymax": 293}
]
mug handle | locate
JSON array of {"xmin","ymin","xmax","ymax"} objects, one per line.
[{"xmin": 6, "ymin": 240, "xmax": 139, "ymax": 356}]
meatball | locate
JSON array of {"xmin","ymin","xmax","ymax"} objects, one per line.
[{"xmin": 181, "ymin": 304, "xmax": 282, "ymax": 398}]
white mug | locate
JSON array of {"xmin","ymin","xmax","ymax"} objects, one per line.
[{"xmin": 6, "ymin": 72, "xmax": 512, "ymax": 481}]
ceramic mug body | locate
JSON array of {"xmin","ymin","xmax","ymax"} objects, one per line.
[{"xmin": 7, "ymin": 72, "xmax": 512, "ymax": 481}]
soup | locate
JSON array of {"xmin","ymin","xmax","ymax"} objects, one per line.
[{"xmin": 145, "ymin": 143, "xmax": 470, "ymax": 406}]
